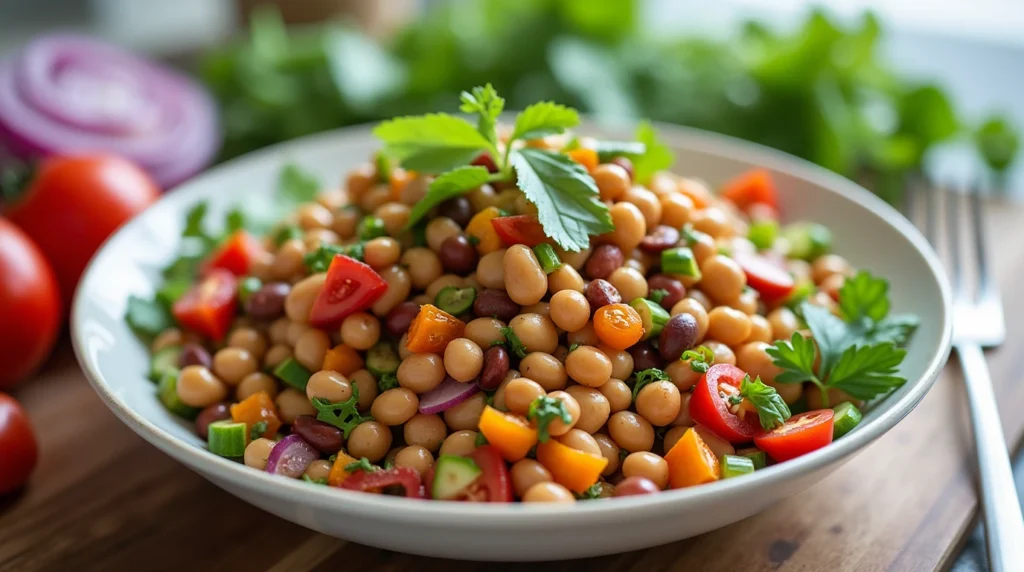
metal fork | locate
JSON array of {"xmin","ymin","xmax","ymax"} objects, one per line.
[{"xmin": 905, "ymin": 179, "xmax": 1024, "ymax": 572}]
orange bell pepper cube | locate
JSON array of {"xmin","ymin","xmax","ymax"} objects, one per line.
[
  {"xmin": 321, "ymin": 344, "xmax": 365, "ymax": 376},
  {"xmin": 720, "ymin": 169, "xmax": 779, "ymax": 212},
  {"xmin": 465, "ymin": 206, "xmax": 505, "ymax": 255},
  {"xmin": 230, "ymin": 391, "xmax": 282, "ymax": 441},
  {"xmin": 536, "ymin": 440, "xmax": 608, "ymax": 493},
  {"xmin": 665, "ymin": 427, "xmax": 721, "ymax": 488},
  {"xmin": 477, "ymin": 406, "xmax": 538, "ymax": 462},
  {"xmin": 567, "ymin": 148, "xmax": 599, "ymax": 172},
  {"xmin": 404, "ymin": 303, "xmax": 465, "ymax": 354},
  {"xmin": 327, "ymin": 451, "xmax": 361, "ymax": 487}
]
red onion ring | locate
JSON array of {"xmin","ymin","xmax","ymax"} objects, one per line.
[
  {"xmin": 0, "ymin": 35, "xmax": 220, "ymax": 188},
  {"xmin": 419, "ymin": 377, "xmax": 481, "ymax": 415}
]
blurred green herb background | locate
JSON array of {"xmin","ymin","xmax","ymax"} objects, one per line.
[{"xmin": 200, "ymin": 0, "xmax": 1019, "ymax": 201}]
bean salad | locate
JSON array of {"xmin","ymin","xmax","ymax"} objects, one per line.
[{"xmin": 131, "ymin": 85, "xmax": 918, "ymax": 502}]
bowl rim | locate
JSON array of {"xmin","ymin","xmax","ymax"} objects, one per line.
[{"xmin": 71, "ymin": 120, "xmax": 953, "ymax": 525}]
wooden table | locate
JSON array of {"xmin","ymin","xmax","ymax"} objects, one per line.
[{"xmin": 2, "ymin": 197, "xmax": 1023, "ymax": 572}]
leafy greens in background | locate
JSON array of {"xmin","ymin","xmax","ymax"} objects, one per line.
[{"xmin": 200, "ymin": 1, "xmax": 1019, "ymax": 202}]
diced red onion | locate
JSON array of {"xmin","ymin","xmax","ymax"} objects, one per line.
[
  {"xmin": 419, "ymin": 377, "xmax": 481, "ymax": 415},
  {"xmin": 0, "ymin": 35, "xmax": 220, "ymax": 188},
  {"xmin": 265, "ymin": 434, "xmax": 318, "ymax": 478}
]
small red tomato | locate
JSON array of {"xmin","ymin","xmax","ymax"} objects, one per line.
[
  {"xmin": 340, "ymin": 466, "xmax": 425, "ymax": 498},
  {"xmin": 471, "ymin": 445, "xmax": 513, "ymax": 502},
  {"xmin": 491, "ymin": 215, "xmax": 548, "ymax": 247},
  {"xmin": 720, "ymin": 169, "xmax": 779, "ymax": 212},
  {"xmin": 733, "ymin": 251, "xmax": 795, "ymax": 303},
  {"xmin": 308, "ymin": 255, "xmax": 388, "ymax": 328},
  {"xmin": 173, "ymin": 269, "xmax": 238, "ymax": 341},
  {"xmin": 0, "ymin": 393, "xmax": 38, "ymax": 494},
  {"xmin": 754, "ymin": 409, "xmax": 835, "ymax": 462},
  {"xmin": 689, "ymin": 364, "xmax": 761, "ymax": 444},
  {"xmin": 205, "ymin": 231, "xmax": 264, "ymax": 276},
  {"xmin": 0, "ymin": 218, "xmax": 61, "ymax": 388}
]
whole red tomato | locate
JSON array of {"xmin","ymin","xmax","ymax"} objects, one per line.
[
  {"xmin": 3, "ymin": 155, "xmax": 159, "ymax": 307},
  {"xmin": 0, "ymin": 218, "xmax": 61, "ymax": 388},
  {"xmin": 0, "ymin": 393, "xmax": 38, "ymax": 494}
]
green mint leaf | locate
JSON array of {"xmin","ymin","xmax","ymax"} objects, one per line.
[
  {"xmin": 373, "ymin": 113, "xmax": 492, "ymax": 173},
  {"xmin": 801, "ymin": 302, "xmax": 850, "ymax": 375},
  {"xmin": 838, "ymin": 271, "xmax": 890, "ymax": 323},
  {"xmin": 406, "ymin": 166, "xmax": 491, "ymax": 229},
  {"xmin": 250, "ymin": 420, "xmax": 268, "ymax": 441},
  {"xmin": 631, "ymin": 368, "xmax": 670, "ymax": 402},
  {"xmin": 510, "ymin": 148, "xmax": 613, "ymax": 252},
  {"xmin": 632, "ymin": 121, "xmax": 674, "ymax": 185},
  {"xmin": 125, "ymin": 296, "xmax": 175, "ymax": 340},
  {"xmin": 278, "ymin": 163, "xmax": 320, "ymax": 205},
  {"xmin": 593, "ymin": 140, "xmax": 646, "ymax": 161},
  {"xmin": 510, "ymin": 102, "xmax": 580, "ymax": 142},
  {"xmin": 739, "ymin": 376, "xmax": 792, "ymax": 431},
  {"xmin": 344, "ymin": 457, "xmax": 378, "ymax": 474},
  {"xmin": 826, "ymin": 343, "xmax": 907, "ymax": 400},
  {"xmin": 527, "ymin": 395, "xmax": 572, "ymax": 443},
  {"xmin": 377, "ymin": 372, "xmax": 400, "ymax": 392},
  {"xmin": 766, "ymin": 333, "xmax": 819, "ymax": 384},
  {"xmin": 312, "ymin": 387, "xmax": 372, "ymax": 438},
  {"xmin": 459, "ymin": 84, "xmax": 504, "ymax": 149}
]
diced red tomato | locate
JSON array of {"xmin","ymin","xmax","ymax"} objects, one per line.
[
  {"xmin": 340, "ymin": 466, "xmax": 426, "ymax": 498},
  {"xmin": 721, "ymin": 169, "xmax": 779, "ymax": 212},
  {"xmin": 754, "ymin": 409, "xmax": 835, "ymax": 462},
  {"xmin": 470, "ymin": 445, "xmax": 513, "ymax": 502},
  {"xmin": 308, "ymin": 255, "xmax": 388, "ymax": 328},
  {"xmin": 204, "ymin": 231, "xmax": 263, "ymax": 276},
  {"xmin": 733, "ymin": 251, "xmax": 795, "ymax": 303},
  {"xmin": 491, "ymin": 215, "xmax": 548, "ymax": 247},
  {"xmin": 471, "ymin": 153, "xmax": 499, "ymax": 173},
  {"xmin": 689, "ymin": 364, "xmax": 761, "ymax": 444},
  {"xmin": 172, "ymin": 269, "xmax": 237, "ymax": 341}
]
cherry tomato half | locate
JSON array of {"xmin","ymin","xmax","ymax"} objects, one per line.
[
  {"xmin": 340, "ymin": 466, "xmax": 426, "ymax": 498},
  {"xmin": 491, "ymin": 215, "xmax": 548, "ymax": 247},
  {"xmin": 720, "ymin": 169, "xmax": 778, "ymax": 212},
  {"xmin": 470, "ymin": 445, "xmax": 513, "ymax": 502},
  {"xmin": 205, "ymin": 231, "xmax": 264, "ymax": 276},
  {"xmin": 754, "ymin": 409, "xmax": 835, "ymax": 462},
  {"xmin": 172, "ymin": 269, "xmax": 238, "ymax": 341},
  {"xmin": 689, "ymin": 364, "xmax": 761, "ymax": 444},
  {"xmin": 0, "ymin": 393, "xmax": 38, "ymax": 494},
  {"xmin": 3, "ymin": 155, "xmax": 159, "ymax": 307},
  {"xmin": 308, "ymin": 255, "xmax": 388, "ymax": 328},
  {"xmin": 733, "ymin": 251, "xmax": 795, "ymax": 303}
]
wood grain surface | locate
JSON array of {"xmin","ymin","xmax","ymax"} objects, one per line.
[{"xmin": 2, "ymin": 197, "xmax": 1023, "ymax": 572}]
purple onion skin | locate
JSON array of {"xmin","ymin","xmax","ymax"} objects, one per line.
[
  {"xmin": 265, "ymin": 434, "xmax": 318, "ymax": 478},
  {"xmin": 418, "ymin": 378, "xmax": 481, "ymax": 415}
]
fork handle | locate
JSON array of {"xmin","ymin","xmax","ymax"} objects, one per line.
[{"xmin": 957, "ymin": 343, "xmax": 1024, "ymax": 572}]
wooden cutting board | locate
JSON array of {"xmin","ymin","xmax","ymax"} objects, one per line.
[{"xmin": 2, "ymin": 197, "xmax": 1023, "ymax": 572}]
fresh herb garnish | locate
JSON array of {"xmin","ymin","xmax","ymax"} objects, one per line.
[
  {"xmin": 377, "ymin": 372, "xmax": 400, "ymax": 392},
  {"xmin": 125, "ymin": 296, "xmax": 174, "ymax": 340},
  {"xmin": 681, "ymin": 346, "xmax": 715, "ymax": 373},
  {"xmin": 632, "ymin": 121, "xmax": 675, "ymax": 184},
  {"xmin": 474, "ymin": 432, "xmax": 489, "ymax": 447},
  {"xmin": 491, "ymin": 326, "xmax": 528, "ymax": 359},
  {"xmin": 631, "ymin": 368, "xmax": 671, "ymax": 402},
  {"xmin": 344, "ymin": 457, "xmax": 378, "ymax": 474},
  {"xmin": 311, "ymin": 387, "xmax": 373, "ymax": 438},
  {"xmin": 575, "ymin": 482, "xmax": 605, "ymax": 500},
  {"xmin": 568, "ymin": 342, "xmax": 581, "ymax": 352},
  {"xmin": 273, "ymin": 225, "xmax": 303, "ymax": 246},
  {"xmin": 527, "ymin": 396, "xmax": 571, "ymax": 443},
  {"xmin": 648, "ymin": 289, "xmax": 669, "ymax": 304},
  {"xmin": 738, "ymin": 376, "xmax": 791, "ymax": 431},
  {"xmin": 618, "ymin": 447, "xmax": 630, "ymax": 462},
  {"xmin": 250, "ymin": 420, "xmax": 269, "ymax": 441},
  {"xmin": 304, "ymin": 243, "xmax": 365, "ymax": 272}
]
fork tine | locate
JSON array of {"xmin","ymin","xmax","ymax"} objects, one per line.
[
  {"xmin": 969, "ymin": 185, "xmax": 993, "ymax": 296},
  {"xmin": 946, "ymin": 184, "xmax": 964, "ymax": 294}
]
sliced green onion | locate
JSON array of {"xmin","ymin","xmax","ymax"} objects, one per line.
[
  {"xmin": 208, "ymin": 420, "xmax": 247, "ymax": 457},
  {"xmin": 736, "ymin": 448, "xmax": 767, "ymax": 470},
  {"xmin": 661, "ymin": 247, "xmax": 701, "ymax": 278},
  {"xmin": 273, "ymin": 358, "xmax": 312, "ymax": 391},
  {"xmin": 238, "ymin": 277, "xmax": 263, "ymax": 305},
  {"xmin": 781, "ymin": 222, "xmax": 832, "ymax": 261},
  {"xmin": 366, "ymin": 342, "xmax": 401, "ymax": 377},
  {"xmin": 532, "ymin": 243, "xmax": 562, "ymax": 274},
  {"xmin": 747, "ymin": 219, "xmax": 779, "ymax": 250},
  {"xmin": 832, "ymin": 402, "xmax": 863, "ymax": 439},
  {"xmin": 630, "ymin": 298, "xmax": 670, "ymax": 340},
  {"xmin": 358, "ymin": 216, "xmax": 387, "ymax": 240},
  {"xmin": 721, "ymin": 454, "xmax": 756, "ymax": 478},
  {"xmin": 273, "ymin": 225, "xmax": 303, "ymax": 246},
  {"xmin": 157, "ymin": 371, "xmax": 200, "ymax": 420},
  {"xmin": 435, "ymin": 286, "xmax": 477, "ymax": 315}
]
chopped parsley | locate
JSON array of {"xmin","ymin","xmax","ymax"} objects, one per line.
[
  {"xmin": 526, "ymin": 396, "xmax": 571, "ymax": 442},
  {"xmin": 681, "ymin": 346, "xmax": 715, "ymax": 373},
  {"xmin": 377, "ymin": 372, "xmax": 400, "ymax": 392},
  {"xmin": 344, "ymin": 457, "xmax": 377, "ymax": 474},
  {"xmin": 311, "ymin": 387, "xmax": 373, "ymax": 438},
  {"xmin": 250, "ymin": 420, "xmax": 269, "ymax": 441},
  {"xmin": 491, "ymin": 326, "xmax": 528, "ymax": 359},
  {"xmin": 737, "ymin": 376, "xmax": 791, "ymax": 431},
  {"xmin": 631, "ymin": 368, "xmax": 670, "ymax": 402}
]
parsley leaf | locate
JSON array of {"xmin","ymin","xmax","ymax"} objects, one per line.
[
  {"xmin": 632, "ymin": 121, "xmax": 674, "ymax": 184},
  {"xmin": 739, "ymin": 376, "xmax": 791, "ymax": 431},
  {"xmin": 631, "ymin": 368, "xmax": 670, "ymax": 401},
  {"xmin": 183, "ymin": 202, "xmax": 210, "ymax": 238},
  {"xmin": 278, "ymin": 163, "xmax": 320, "ymax": 205},
  {"xmin": 125, "ymin": 296, "xmax": 174, "ymax": 340},
  {"xmin": 492, "ymin": 326, "xmax": 528, "ymax": 358},
  {"xmin": 766, "ymin": 333, "xmax": 820, "ymax": 384},
  {"xmin": 302, "ymin": 475, "xmax": 328, "ymax": 485},
  {"xmin": 250, "ymin": 420, "xmax": 268, "ymax": 441},
  {"xmin": 459, "ymin": 84, "xmax": 504, "ymax": 151},
  {"xmin": 568, "ymin": 342, "xmax": 580, "ymax": 352},
  {"xmin": 511, "ymin": 101, "xmax": 580, "ymax": 142},
  {"xmin": 575, "ymin": 483, "xmax": 605, "ymax": 500},
  {"xmin": 304, "ymin": 243, "xmax": 364, "ymax": 272},
  {"xmin": 344, "ymin": 457, "xmax": 378, "ymax": 474},
  {"xmin": 527, "ymin": 395, "xmax": 572, "ymax": 442},
  {"xmin": 406, "ymin": 166, "xmax": 491, "ymax": 228},
  {"xmin": 838, "ymin": 271, "xmax": 890, "ymax": 323},
  {"xmin": 312, "ymin": 387, "xmax": 373, "ymax": 438},
  {"xmin": 801, "ymin": 303, "xmax": 850, "ymax": 375},
  {"xmin": 826, "ymin": 343, "xmax": 906, "ymax": 400},
  {"xmin": 377, "ymin": 372, "xmax": 399, "ymax": 392},
  {"xmin": 373, "ymin": 114, "xmax": 492, "ymax": 173},
  {"xmin": 681, "ymin": 346, "xmax": 715, "ymax": 373},
  {"xmin": 510, "ymin": 148, "xmax": 613, "ymax": 252},
  {"xmin": 648, "ymin": 289, "xmax": 669, "ymax": 304},
  {"xmin": 858, "ymin": 314, "xmax": 919, "ymax": 346}
]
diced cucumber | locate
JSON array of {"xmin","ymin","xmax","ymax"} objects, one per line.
[
  {"xmin": 781, "ymin": 222, "xmax": 832, "ymax": 261},
  {"xmin": 149, "ymin": 346, "xmax": 182, "ymax": 382},
  {"xmin": 721, "ymin": 454, "xmax": 756, "ymax": 478},
  {"xmin": 630, "ymin": 298, "xmax": 670, "ymax": 341},
  {"xmin": 273, "ymin": 358, "xmax": 312, "ymax": 391},
  {"xmin": 532, "ymin": 244, "xmax": 562, "ymax": 274},
  {"xmin": 208, "ymin": 420, "xmax": 247, "ymax": 457},
  {"xmin": 832, "ymin": 402, "xmax": 863, "ymax": 439},
  {"xmin": 747, "ymin": 219, "xmax": 779, "ymax": 250},
  {"xmin": 432, "ymin": 455, "xmax": 483, "ymax": 500},
  {"xmin": 435, "ymin": 286, "xmax": 476, "ymax": 316},
  {"xmin": 735, "ymin": 447, "xmax": 767, "ymax": 470},
  {"xmin": 366, "ymin": 342, "xmax": 401, "ymax": 377},
  {"xmin": 661, "ymin": 247, "xmax": 701, "ymax": 278},
  {"xmin": 157, "ymin": 371, "xmax": 200, "ymax": 420}
]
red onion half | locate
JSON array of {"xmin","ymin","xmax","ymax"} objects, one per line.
[
  {"xmin": 265, "ymin": 434, "xmax": 318, "ymax": 478},
  {"xmin": 0, "ymin": 35, "xmax": 220, "ymax": 188}
]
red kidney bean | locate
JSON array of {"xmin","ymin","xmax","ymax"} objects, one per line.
[
  {"xmin": 639, "ymin": 226, "xmax": 681, "ymax": 253},
  {"xmin": 479, "ymin": 346, "xmax": 510, "ymax": 390},
  {"xmin": 585, "ymin": 244, "xmax": 624, "ymax": 280},
  {"xmin": 474, "ymin": 289, "xmax": 519, "ymax": 322},
  {"xmin": 646, "ymin": 274, "xmax": 686, "ymax": 309},
  {"xmin": 291, "ymin": 415, "xmax": 344, "ymax": 454},
  {"xmin": 614, "ymin": 476, "xmax": 660, "ymax": 497},
  {"xmin": 180, "ymin": 342, "xmax": 212, "ymax": 369},
  {"xmin": 195, "ymin": 402, "xmax": 231, "ymax": 439},
  {"xmin": 659, "ymin": 313, "xmax": 699, "ymax": 361},
  {"xmin": 610, "ymin": 157, "xmax": 635, "ymax": 182},
  {"xmin": 629, "ymin": 342, "xmax": 661, "ymax": 372},
  {"xmin": 585, "ymin": 279, "xmax": 622, "ymax": 309},
  {"xmin": 246, "ymin": 282, "xmax": 290, "ymax": 320},
  {"xmin": 385, "ymin": 302, "xmax": 421, "ymax": 337},
  {"xmin": 439, "ymin": 197, "xmax": 473, "ymax": 228},
  {"xmin": 439, "ymin": 235, "xmax": 478, "ymax": 275}
]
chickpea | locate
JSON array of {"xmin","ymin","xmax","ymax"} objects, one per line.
[
  {"xmin": 519, "ymin": 353, "xmax": 567, "ymax": 392},
  {"xmin": 425, "ymin": 217, "xmax": 462, "ymax": 253},
  {"xmin": 548, "ymin": 290, "xmax": 590, "ymax": 333},
  {"xmin": 438, "ymin": 430, "xmax": 478, "ymax": 457},
  {"xmin": 768, "ymin": 307, "xmax": 800, "ymax": 341},
  {"xmin": 592, "ymin": 163, "xmax": 630, "ymax": 201},
  {"xmin": 671, "ymin": 297, "xmax": 709, "ymax": 342},
  {"xmin": 348, "ymin": 421, "xmax": 392, "ymax": 462},
  {"xmin": 177, "ymin": 366, "xmax": 228, "ymax": 407},
  {"xmin": 285, "ymin": 273, "xmax": 326, "ymax": 322},
  {"xmin": 372, "ymin": 265, "xmax": 412, "ymax": 316},
  {"xmin": 635, "ymin": 381, "xmax": 681, "ymax": 427},
  {"xmin": 268, "ymin": 318, "xmax": 290, "ymax": 345},
  {"xmin": 364, "ymin": 237, "xmax": 402, "ymax": 269},
  {"xmin": 394, "ymin": 446, "xmax": 434, "ymax": 475},
  {"xmin": 565, "ymin": 346, "xmax": 612, "ymax": 388},
  {"xmin": 622, "ymin": 452, "xmax": 669, "ymax": 489},
  {"xmin": 555, "ymin": 245, "xmax": 591, "ymax": 272},
  {"xmin": 768, "ymin": 379, "xmax": 805, "ymax": 405},
  {"xmin": 553, "ymin": 345, "xmax": 570, "ymax": 364},
  {"xmin": 275, "ymin": 388, "xmax": 316, "ymax": 424},
  {"xmin": 340, "ymin": 312, "xmax": 381, "ymax": 351},
  {"xmin": 687, "ymin": 289, "xmax": 713, "ymax": 313},
  {"xmin": 706, "ymin": 306, "xmax": 753, "ymax": 347},
  {"xmin": 263, "ymin": 344, "xmax": 292, "ymax": 369},
  {"xmin": 397, "ymin": 353, "xmax": 445, "ymax": 394},
  {"xmin": 444, "ymin": 338, "xmax": 484, "ymax": 382},
  {"xmin": 400, "ymin": 248, "xmax": 444, "ymax": 291},
  {"xmin": 660, "ymin": 192, "xmax": 695, "ymax": 228},
  {"xmin": 151, "ymin": 328, "xmax": 185, "ymax": 353},
  {"xmin": 521, "ymin": 302, "xmax": 550, "ymax": 318},
  {"xmin": 566, "ymin": 321, "xmax": 600, "ymax": 347},
  {"xmin": 244, "ymin": 438, "xmax": 275, "ymax": 470},
  {"xmin": 503, "ymin": 245, "xmax": 547, "ymax": 305},
  {"xmin": 600, "ymin": 345, "xmax": 634, "ymax": 381},
  {"xmin": 236, "ymin": 372, "xmax": 279, "ymax": 401},
  {"xmin": 602, "ymin": 202, "xmax": 646, "ymax": 253},
  {"xmin": 663, "ymin": 426, "xmax": 689, "ymax": 453},
  {"xmin": 305, "ymin": 370, "xmax": 352, "ymax": 403},
  {"xmin": 598, "ymin": 379, "xmax": 633, "ymax": 413},
  {"xmin": 548, "ymin": 264, "xmax": 585, "ymax": 295},
  {"xmin": 272, "ymin": 239, "xmax": 306, "ymax": 280},
  {"xmin": 332, "ymin": 208, "xmax": 360, "ymax": 239},
  {"xmin": 404, "ymin": 414, "xmax": 447, "ymax": 452},
  {"xmin": 565, "ymin": 385, "xmax": 611, "ymax": 434},
  {"xmin": 296, "ymin": 202, "xmax": 333, "ymax": 230},
  {"xmin": 347, "ymin": 369, "xmax": 378, "ymax": 411},
  {"xmin": 689, "ymin": 231, "xmax": 717, "ymax": 266},
  {"xmin": 304, "ymin": 459, "xmax": 333, "ymax": 482},
  {"xmin": 700, "ymin": 255, "xmax": 746, "ymax": 303},
  {"xmin": 464, "ymin": 317, "xmax": 507, "ymax": 349},
  {"xmin": 511, "ymin": 459, "xmax": 554, "ymax": 499},
  {"xmin": 509, "ymin": 313, "xmax": 559, "ymax": 354},
  {"xmin": 285, "ymin": 321, "xmax": 312, "ymax": 347},
  {"xmin": 607, "ymin": 267, "xmax": 649, "ymax": 304},
  {"xmin": 471, "ymin": 249, "xmax": 505, "ymax": 291},
  {"xmin": 360, "ymin": 185, "xmax": 392, "ymax": 212},
  {"xmin": 811, "ymin": 254, "xmax": 851, "ymax": 283},
  {"xmin": 820, "ymin": 273, "xmax": 845, "ymax": 301},
  {"xmin": 467, "ymin": 184, "xmax": 498, "ymax": 212},
  {"xmin": 704, "ymin": 340, "xmax": 736, "ymax": 366},
  {"xmin": 504, "ymin": 377, "xmax": 546, "ymax": 415},
  {"xmin": 545, "ymin": 391, "xmax": 580, "ymax": 437},
  {"xmin": 371, "ymin": 388, "xmax": 419, "ymax": 426},
  {"xmin": 444, "ymin": 392, "xmax": 487, "ymax": 431},
  {"xmin": 294, "ymin": 328, "xmax": 331, "ymax": 371},
  {"xmin": 735, "ymin": 342, "xmax": 784, "ymax": 384},
  {"xmin": 522, "ymin": 482, "xmax": 575, "ymax": 503},
  {"xmin": 623, "ymin": 186, "xmax": 662, "ymax": 228},
  {"xmin": 212, "ymin": 347, "xmax": 258, "ymax": 386},
  {"xmin": 665, "ymin": 359, "xmax": 701, "ymax": 393},
  {"xmin": 746, "ymin": 315, "xmax": 773, "ymax": 343},
  {"xmin": 594, "ymin": 433, "xmax": 621, "ymax": 476},
  {"xmin": 346, "ymin": 163, "xmax": 375, "ymax": 198},
  {"xmin": 608, "ymin": 411, "xmax": 655, "ymax": 452},
  {"xmin": 557, "ymin": 428, "xmax": 602, "ymax": 456}
]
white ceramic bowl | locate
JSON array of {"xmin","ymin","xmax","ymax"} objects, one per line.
[{"xmin": 71, "ymin": 123, "xmax": 952, "ymax": 561}]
